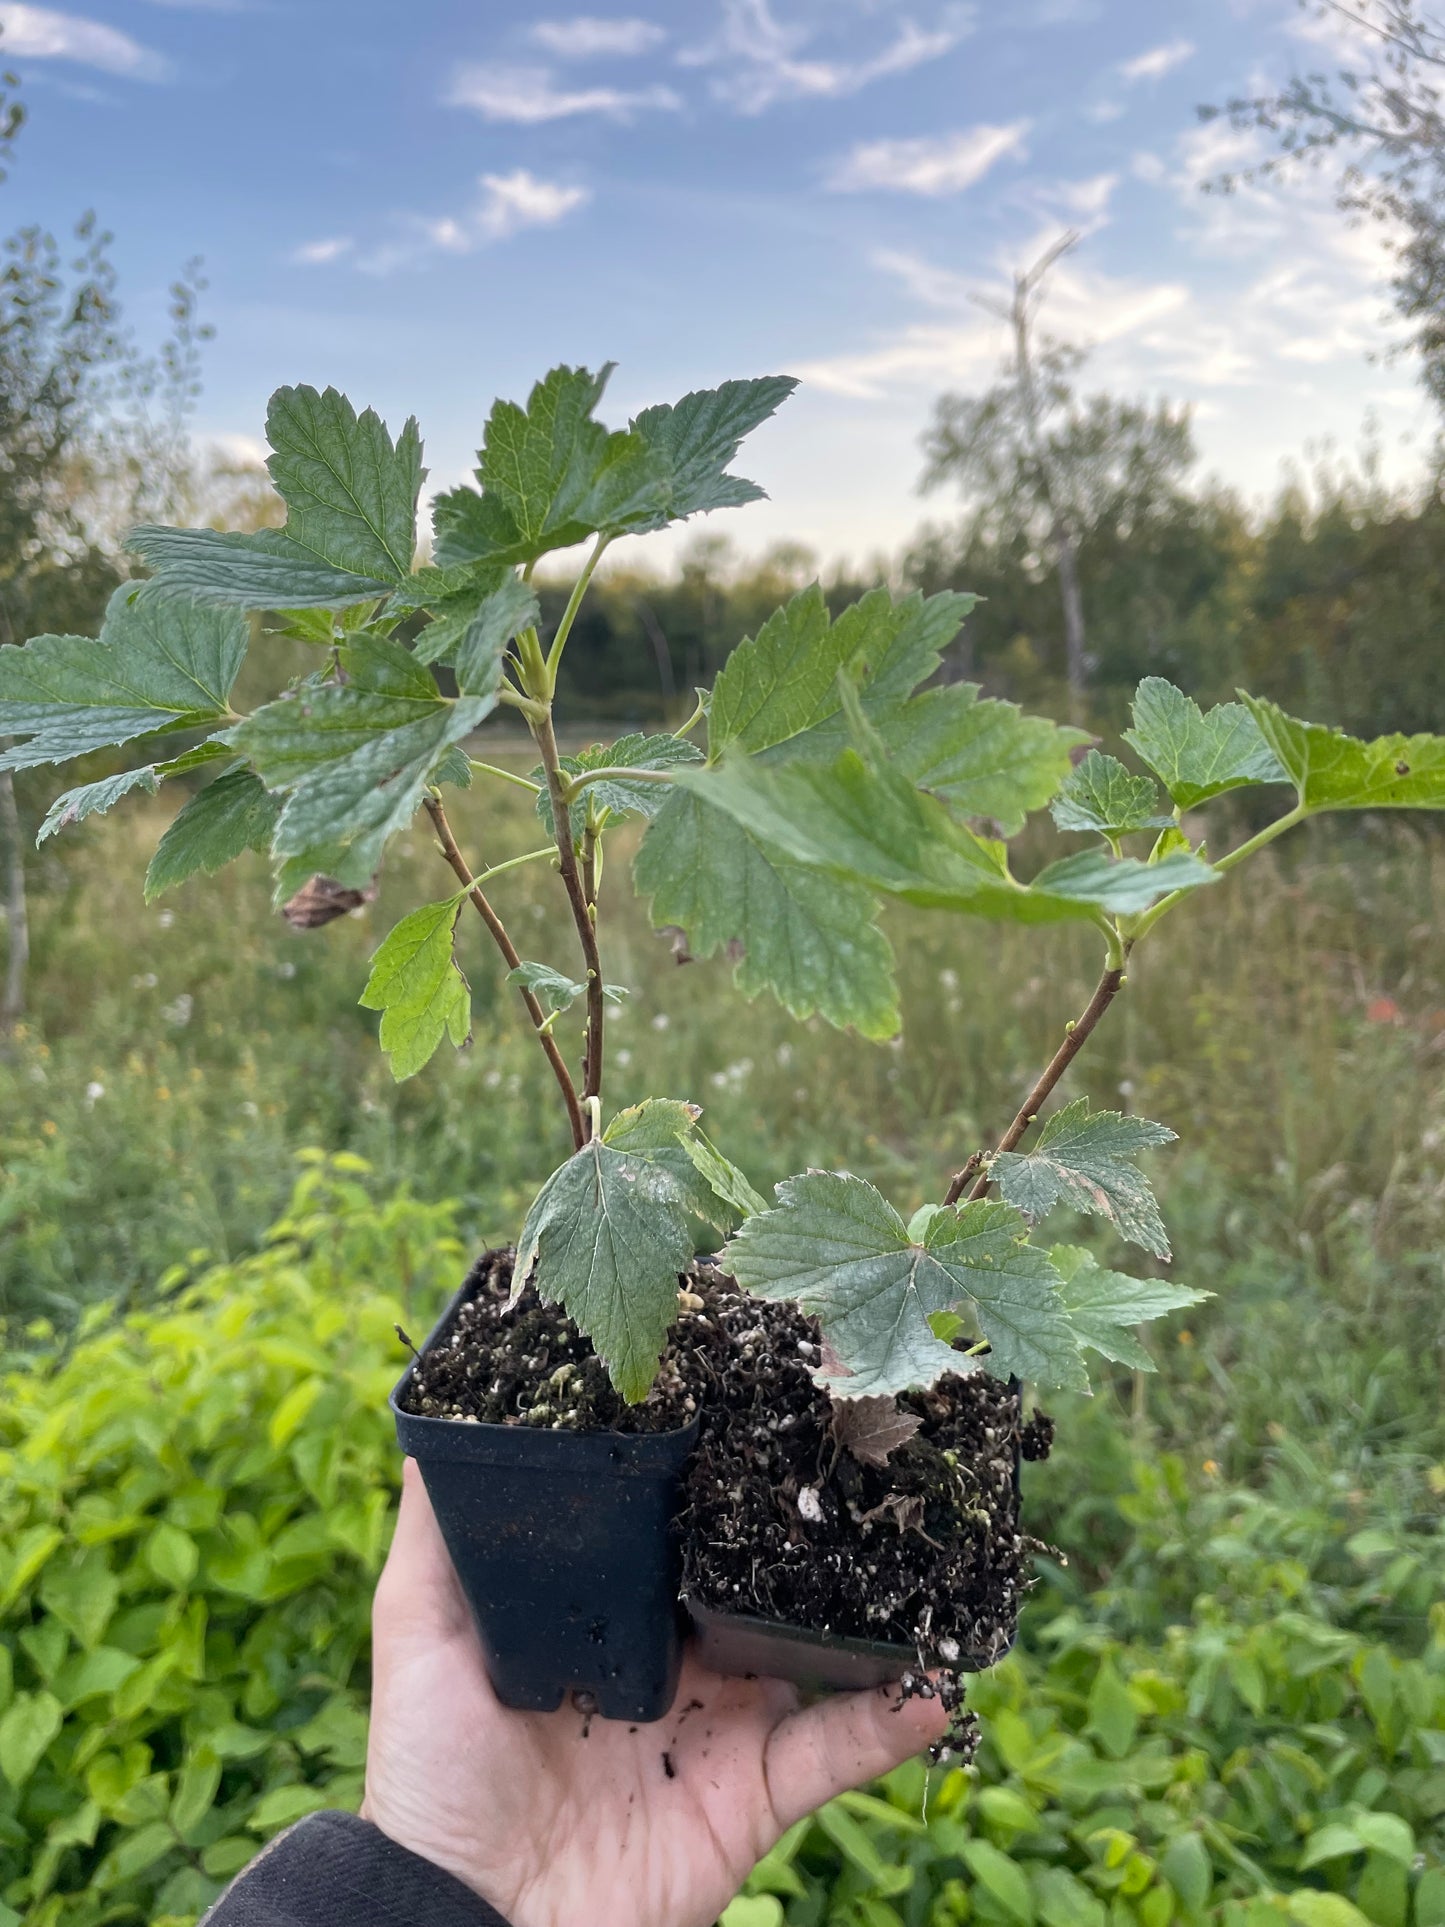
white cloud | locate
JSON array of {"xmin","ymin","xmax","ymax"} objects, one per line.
[
  {"xmin": 1119, "ymin": 38, "xmax": 1196, "ymax": 83},
  {"xmin": 827, "ymin": 122, "xmax": 1029, "ymax": 196},
  {"xmin": 290, "ymin": 236, "xmax": 353, "ymax": 266},
  {"xmin": 0, "ymin": 3, "xmax": 169, "ymax": 79},
  {"xmin": 795, "ymin": 245, "xmax": 1189, "ymax": 399},
  {"xmin": 530, "ymin": 15, "xmax": 665, "ymax": 58},
  {"xmin": 446, "ymin": 61, "xmax": 680, "ymax": 121},
  {"xmin": 683, "ymin": 0, "xmax": 972, "ymax": 115},
  {"xmin": 1043, "ymin": 171, "xmax": 1121, "ymax": 234},
  {"xmin": 456, "ymin": 170, "xmax": 591, "ymax": 245},
  {"xmin": 355, "ymin": 171, "xmax": 591, "ymax": 275}
]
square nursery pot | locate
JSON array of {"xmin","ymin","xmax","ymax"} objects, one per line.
[
  {"xmin": 683, "ymin": 1378, "xmax": 1025, "ymax": 1694},
  {"xmin": 392, "ymin": 1273, "xmax": 699, "ymax": 1724}
]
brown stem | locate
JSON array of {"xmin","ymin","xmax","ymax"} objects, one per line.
[
  {"xmin": 533, "ymin": 711, "xmax": 606, "ymax": 1106},
  {"xmin": 423, "ymin": 795, "xmax": 586, "ymax": 1150},
  {"xmin": 944, "ymin": 957, "xmax": 1129, "ymax": 1206},
  {"xmin": 580, "ymin": 819, "xmax": 603, "ymax": 1102}
]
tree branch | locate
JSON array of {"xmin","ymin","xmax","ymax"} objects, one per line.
[
  {"xmin": 944, "ymin": 957, "xmax": 1129, "ymax": 1206},
  {"xmin": 533, "ymin": 710, "xmax": 607, "ymax": 1106},
  {"xmin": 423, "ymin": 794, "xmax": 585, "ymax": 1150}
]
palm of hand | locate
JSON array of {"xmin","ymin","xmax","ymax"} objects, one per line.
[{"xmin": 362, "ymin": 1461, "xmax": 949, "ymax": 1927}]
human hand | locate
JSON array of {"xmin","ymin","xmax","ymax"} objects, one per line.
[{"xmin": 361, "ymin": 1457, "xmax": 950, "ymax": 1927}]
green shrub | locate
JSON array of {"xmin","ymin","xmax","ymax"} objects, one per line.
[
  {"xmin": 0, "ymin": 1156, "xmax": 460, "ymax": 1925},
  {"xmin": 2, "ymin": 1165, "xmax": 1440, "ymax": 1926}
]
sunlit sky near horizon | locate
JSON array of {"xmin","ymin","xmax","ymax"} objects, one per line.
[{"xmin": 1, "ymin": 0, "xmax": 1430, "ymax": 570}]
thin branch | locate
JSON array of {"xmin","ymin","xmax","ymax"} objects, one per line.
[
  {"xmin": 944, "ymin": 958, "xmax": 1129, "ymax": 1206},
  {"xmin": 581, "ymin": 816, "xmax": 602, "ymax": 1098},
  {"xmin": 533, "ymin": 710, "xmax": 607, "ymax": 1104},
  {"xmin": 423, "ymin": 795, "xmax": 585, "ymax": 1150}
]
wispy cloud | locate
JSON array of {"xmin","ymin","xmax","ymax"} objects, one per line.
[
  {"xmin": 0, "ymin": 3, "xmax": 170, "ymax": 80},
  {"xmin": 530, "ymin": 15, "xmax": 665, "ymax": 58},
  {"xmin": 1050, "ymin": 170, "xmax": 1120, "ymax": 227},
  {"xmin": 1119, "ymin": 38, "xmax": 1195, "ymax": 84},
  {"xmin": 446, "ymin": 61, "xmax": 680, "ymax": 122},
  {"xmin": 290, "ymin": 237, "xmax": 354, "ymax": 266},
  {"xmin": 349, "ymin": 171, "xmax": 592, "ymax": 276},
  {"xmin": 427, "ymin": 170, "xmax": 591, "ymax": 248},
  {"xmin": 683, "ymin": 0, "xmax": 971, "ymax": 116},
  {"xmin": 827, "ymin": 122, "xmax": 1029, "ymax": 197},
  {"xmin": 795, "ymin": 246, "xmax": 1188, "ymax": 400}
]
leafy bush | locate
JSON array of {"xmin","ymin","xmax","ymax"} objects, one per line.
[
  {"xmin": 0, "ymin": 1156, "xmax": 459, "ymax": 1925},
  {"xmin": 2, "ymin": 1165, "xmax": 1440, "ymax": 1926}
]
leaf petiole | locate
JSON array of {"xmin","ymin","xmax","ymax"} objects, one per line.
[
  {"xmin": 545, "ymin": 533, "xmax": 612, "ymax": 689},
  {"xmin": 1129, "ymin": 800, "xmax": 1307, "ymax": 943},
  {"xmin": 562, "ymin": 764, "xmax": 676, "ymax": 805},
  {"xmin": 473, "ymin": 845, "xmax": 556, "ymax": 888},
  {"xmin": 469, "ymin": 759, "xmax": 544, "ymax": 796}
]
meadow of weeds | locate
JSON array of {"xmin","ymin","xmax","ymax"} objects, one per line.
[{"xmin": 1, "ymin": 749, "xmax": 1442, "ymax": 1924}]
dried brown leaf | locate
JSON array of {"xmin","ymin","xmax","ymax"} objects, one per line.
[{"xmin": 830, "ymin": 1393, "xmax": 922, "ymax": 1468}]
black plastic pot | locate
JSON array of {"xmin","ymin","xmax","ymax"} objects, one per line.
[
  {"xmin": 392, "ymin": 1278, "xmax": 699, "ymax": 1724},
  {"xmin": 684, "ymin": 1376, "xmax": 1025, "ymax": 1692}
]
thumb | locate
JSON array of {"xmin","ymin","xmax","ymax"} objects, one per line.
[
  {"xmin": 373, "ymin": 1456, "xmax": 472, "ymax": 1648},
  {"xmin": 763, "ymin": 1681, "xmax": 951, "ymax": 1833}
]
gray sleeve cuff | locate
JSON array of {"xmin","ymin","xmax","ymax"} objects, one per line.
[{"xmin": 204, "ymin": 1811, "xmax": 512, "ymax": 1927}]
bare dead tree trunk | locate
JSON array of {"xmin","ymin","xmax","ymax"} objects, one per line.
[
  {"xmin": 1006, "ymin": 234, "xmax": 1090, "ymax": 723},
  {"xmin": 0, "ymin": 761, "xmax": 29, "ymax": 1030}
]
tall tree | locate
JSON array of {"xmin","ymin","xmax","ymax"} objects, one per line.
[
  {"xmin": 0, "ymin": 37, "xmax": 211, "ymax": 1026},
  {"xmin": 1202, "ymin": 0, "xmax": 1445, "ymax": 411},
  {"xmin": 919, "ymin": 235, "xmax": 1196, "ymax": 720}
]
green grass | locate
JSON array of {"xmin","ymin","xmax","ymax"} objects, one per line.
[
  {"xmin": 3, "ymin": 766, "xmax": 1444, "ymax": 1506},
  {"xmin": 3, "ymin": 768, "xmax": 1443, "ymax": 1923}
]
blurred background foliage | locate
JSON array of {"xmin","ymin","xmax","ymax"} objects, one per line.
[{"xmin": 1, "ymin": 29, "xmax": 1443, "ymax": 1927}]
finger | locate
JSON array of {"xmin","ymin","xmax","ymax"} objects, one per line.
[
  {"xmin": 373, "ymin": 1456, "xmax": 472, "ymax": 1647},
  {"xmin": 763, "ymin": 1682, "xmax": 951, "ymax": 1832}
]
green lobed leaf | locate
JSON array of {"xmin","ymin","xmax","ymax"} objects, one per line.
[
  {"xmin": 453, "ymin": 577, "xmax": 539, "ymax": 698},
  {"xmin": 144, "ymin": 768, "xmax": 281, "ymax": 901},
  {"xmin": 535, "ymin": 730, "xmax": 704, "ymax": 838},
  {"xmin": 675, "ymin": 747, "xmax": 1218, "ymax": 927},
  {"xmin": 516, "ymin": 1135, "xmax": 695, "ymax": 1402},
  {"xmin": 1123, "ymin": 679, "xmax": 1287, "ymax": 809},
  {"xmin": 506, "ymin": 961, "xmax": 628, "ymax": 1015},
  {"xmin": 1241, "ymin": 692, "xmax": 1445, "ymax": 812},
  {"xmin": 992, "ymin": 1098, "xmax": 1177, "ymax": 1259},
  {"xmin": 359, "ymin": 898, "xmax": 471, "ymax": 1080},
  {"xmin": 708, "ymin": 585, "xmax": 973, "ymax": 762},
  {"xmin": 707, "ymin": 583, "xmax": 849, "ymax": 757},
  {"xmin": 1050, "ymin": 1245, "xmax": 1209, "ymax": 1370},
  {"xmin": 37, "ymin": 765, "xmax": 160, "ymax": 844},
  {"xmin": 597, "ymin": 1099, "xmax": 762, "ymax": 1230},
  {"xmin": 888, "ymin": 683, "xmax": 1088, "ymax": 835},
  {"xmin": 1050, "ymin": 749, "xmax": 1170, "ymax": 836},
  {"xmin": 129, "ymin": 384, "xmax": 421, "ymax": 606},
  {"xmin": 225, "ymin": 634, "xmax": 492, "ymax": 889},
  {"xmin": 0, "ymin": 587, "xmax": 248, "ymax": 771},
  {"xmin": 725, "ymin": 1170, "xmax": 1085, "ymax": 1397},
  {"xmin": 264, "ymin": 384, "xmax": 422, "ymax": 583},
  {"xmin": 411, "ymin": 572, "xmax": 533, "ymax": 677},
  {"xmin": 432, "ymin": 362, "xmax": 659, "ymax": 569},
  {"xmin": 635, "ymin": 787, "xmax": 900, "ymax": 1039},
  {"xmin": 599, "ymin": 1097, "xmax": 723, "ymax": 1228},
  {"xmin": 626, "ymin": 375, "xmax": 796, "ymax": 528},
  {"xmin": 126, "ymin": 526, "xmax": 394, "ymax": 610},
  {"xmin": 681, "ymin": 1133, "xmax": 769, "ymax": 1221}
]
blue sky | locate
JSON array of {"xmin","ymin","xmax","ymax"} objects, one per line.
[{"xmin": 0, "ymin": 0, "xmax": 1428, "ymax": 567}]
